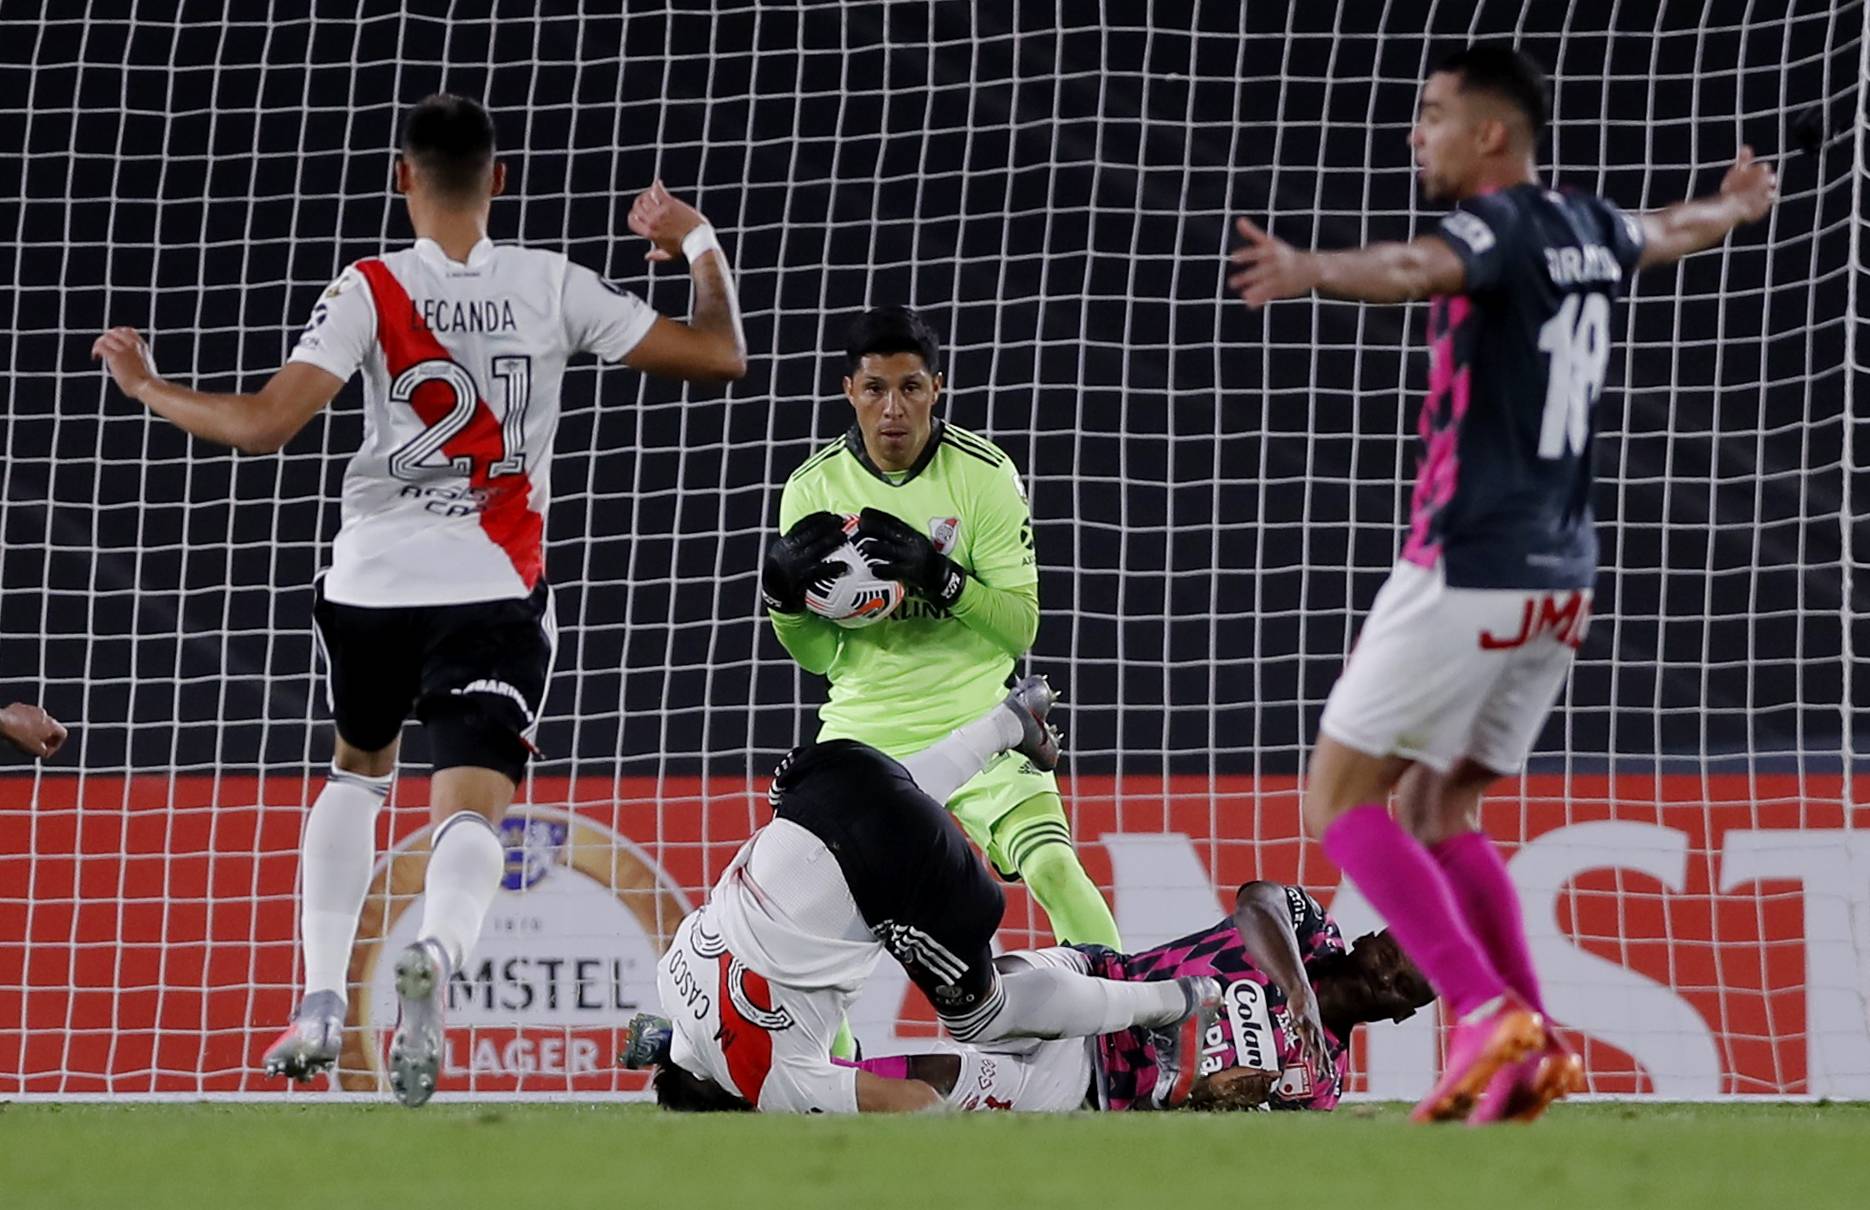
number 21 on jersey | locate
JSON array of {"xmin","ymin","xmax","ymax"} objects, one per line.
[
  {"xmin": 1536, "ymin": 292, "xmax": 1610, "ymax": 460},
  {"xmin": 387, "ymin": 355, "xmax": 534, "ymax": 481}
]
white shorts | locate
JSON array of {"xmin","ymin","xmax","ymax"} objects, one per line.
[{"xmin": 1318, "ymin": 561, "xmax": 1590, "ymax": 774}]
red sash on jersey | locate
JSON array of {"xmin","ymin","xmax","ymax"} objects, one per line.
[{"xmin": 355, "ymin": 258, "xmax": 544, "ymax": 590}]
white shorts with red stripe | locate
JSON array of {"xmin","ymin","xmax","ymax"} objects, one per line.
[
  {"xmin": 659, "ymin": 901, "xmax": 861, "ymax": 1114},
  {"xmin": 1318, "ymin": 560, "xmax": 1591, "ymax": 774}
]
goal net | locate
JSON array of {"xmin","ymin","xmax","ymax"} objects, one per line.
[{"xmin": 1, "ymin": 3, "xmax": 1863, "ymax": 1098}]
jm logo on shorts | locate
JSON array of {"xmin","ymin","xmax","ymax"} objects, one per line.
[{"xmin": 1479, "ymin": 591, "xmax": 1591, "ymax": 651}]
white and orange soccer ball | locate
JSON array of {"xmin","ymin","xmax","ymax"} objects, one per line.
[{"xmin": 804, "ymin": 514, "xmax": 905, "ymax": 629}]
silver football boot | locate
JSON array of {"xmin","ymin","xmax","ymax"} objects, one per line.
[
  {"xmin": 387, "ymin": 939, "xmax": 450, "ymax": 1108},
  {"xmin": 1001, "ymin": 674, "xmax": 1063, "ymax": 771},
  {"xmin": 261, "ymin": 989, "xmax": 346, "ymax": 1082},
  {"xmin": 1150, "ymin": 975, "xmax": 1224, "ymax": 1110}
]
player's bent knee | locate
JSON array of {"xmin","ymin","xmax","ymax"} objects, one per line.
[
  {"xmin": 422, "ymin": 696, "xmax": 530, "ymax": 798},
  {"xmin": 333, "ymin": 735, "xmax": 398, "ymax": 779}
]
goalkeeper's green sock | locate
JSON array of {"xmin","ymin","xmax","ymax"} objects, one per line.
[
  {"xmin": 1022, "ymin": 840, "xmax": 1121, "ymax": 948},
  {"xmin": 996, "ymin": 794, "xmax": 1120, "ymax": 948},
  {"xmin": 830, "ymin": 1017, "xmax": 859, "ymax": 1061}
]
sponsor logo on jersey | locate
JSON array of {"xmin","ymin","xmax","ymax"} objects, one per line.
[
  {"xmin": 1224, "ymin": 979, "xmax": 1281, "ymax": 1073},
  {"xmin": 1199, "ymin": 1015, "xmax": 1231, "ymax": 1077},
  {"xmin": 398, "ymin": 482, "xmax": 495, "ymax": 518},
  {"xmin": 410, "ymin": 297, "xmax": 519, "ymax": 334},
  {"xmin": 1440, "ymin": 209, "xmax": 1495, "ymax": 254},
  {"xmin": 341, "ymin": 806, "xmax": 691, "ymax": 1092}
]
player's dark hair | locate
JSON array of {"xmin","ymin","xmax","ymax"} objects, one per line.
[
  {"xmin": 1436, "ymin": 42, "xmax": 1550, "ymax": 136},
  {"xmin": 844, "ymin": 305, "xmax": 942, "ymax": 377},
  {"xmin": 651, "ymin": 1062, "xmax": 754, "ymax": 1112},
  {"xmin": 400, "ymin": 93, "xmax": 497, "ymax": 201}
]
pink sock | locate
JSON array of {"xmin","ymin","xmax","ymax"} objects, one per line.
[
  {"xmin": 1321, "ymin": 804, "xmax": 1506, "ymax": 1017},
  {"xmin": 1432, "ymin": 831, "xmax": 1544, "ymax": 1015},
  {"xmin": 844, "ymin": 1055, "xmax": 911, "ymax": 1079}
]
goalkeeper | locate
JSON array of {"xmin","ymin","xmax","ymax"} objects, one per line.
[{"xmin": 762, "ymin": 306, "xmax": 1119, "ymax": 960}]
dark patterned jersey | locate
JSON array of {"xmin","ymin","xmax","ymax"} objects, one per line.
[
  {"xmin": 1079, "ymin": 886, "xmax": 1348, "ymax": 1112},
  {"xmin": 1404, "ymin": 183, "xmax": 1646, "ymax": 590}
]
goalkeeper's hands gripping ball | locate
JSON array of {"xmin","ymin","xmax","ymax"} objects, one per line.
[
  {"xmin": 856, "ymin": 507, "xmax": 967, "ymax": 610},
  {"xmin": 761, "ymin": 511, "xmax": 849, "ymax": 613}
]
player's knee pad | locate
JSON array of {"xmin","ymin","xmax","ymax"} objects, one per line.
[{"xmin": 420, "ymin": 695, "xmax": 531, "ymax": 784}]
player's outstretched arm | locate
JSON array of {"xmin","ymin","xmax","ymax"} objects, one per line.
[
  {"xmin": 1227, "ymin": 218, "xmax": 1467, "ymax": 308},
  {"xmin": 1231, "ymin": 881, "xmax": 1335, "ymax": 1083},
  {"xmin": 1, "ymin": 701, "xmax": 67, "ymax": 759},
  {"xmin": 620, "ymin": 180, "xmax": 748, "ymax": 382},
  {"xmin": 91, "ymin": 328, "xmax": 344, "ymax": 454},
  {"xmin": 1636, "ymin": 146, "xmax": 1778, "ymax": 270}
]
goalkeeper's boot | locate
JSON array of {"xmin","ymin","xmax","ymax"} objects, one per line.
[
  {"xmin": 618, "ymin": 1012, "xmax": 674, "ymax": 1070},
  {"xmin": 1001, "ymin": 675, "xmax": 1062, "ymax": 772},
  {"xmin": 1468, "ymin": 1032, "xmax": 1585, "ymax": 1126},
  {"xmin": 1410, "ymin": 992, "xmax": 1545, "ymax": 1124},
  {"xmin": 387, "ymin": 938, "xmax": 450, "ymax": 1108},
  {"xmin": 261, "ymin": 988, "xmax": 345, "ymax": 1083},
  {"xmin": 1149, "ymin": 975, "xmax": 1224, "ymax": 1110}
]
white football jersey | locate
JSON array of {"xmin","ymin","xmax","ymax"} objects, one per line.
[
  {"xmin": 289, "ymin": 237, "xmax": 656, "ymax": 607},
  {"xmin": 657, "ymin": 820, "xmax": 885, "ymax": 1113}
]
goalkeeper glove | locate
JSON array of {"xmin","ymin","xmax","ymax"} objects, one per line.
[
  {"xmin": 855, "ymin": 507, "xmax": 967, "ymax": 610},
  {"xmin": 762, "ymin": 511, "xmax": 849, "ymax": 613}
]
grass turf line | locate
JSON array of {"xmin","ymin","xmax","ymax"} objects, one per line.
[{"xmin": 2, "ymin": 1102, "xmax": 1866, "ymax": 1210}]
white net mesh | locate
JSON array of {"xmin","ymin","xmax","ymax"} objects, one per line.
[{"xmin": 0, "ymin": 3, "xmax": 1862, "ymax": 1097}]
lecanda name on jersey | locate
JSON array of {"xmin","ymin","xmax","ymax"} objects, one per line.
[{"xmin": 409, "ymin": 297, "xmax": 519, "ymax": 334}]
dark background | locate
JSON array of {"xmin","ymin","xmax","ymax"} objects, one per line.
[{"xmin": 0, "ymin": 0, "xmax": 1862, "ymax": 780}]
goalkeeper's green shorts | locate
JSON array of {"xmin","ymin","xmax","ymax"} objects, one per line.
[{"xmin": 944, "ymin": 750, "xmax": 1064, "ymax": 879}]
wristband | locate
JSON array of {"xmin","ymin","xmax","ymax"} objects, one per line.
[{"xmin": 681, "ymin": 224, "xmax": 721, "ymax": 264}]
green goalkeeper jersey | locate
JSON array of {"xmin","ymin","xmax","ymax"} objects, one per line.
[{"xmin": 772, "ymin": 421, "xmax": 1039, "ymax": 754}]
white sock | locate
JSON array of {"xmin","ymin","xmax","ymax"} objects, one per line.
[
  {"xmin": 964, "ymin": 967, "xmax": 1188, "ymax": 1044},
  {"xmin": 300, "ymin": 767, "xmax": 392, "ymax": 1002},
  {"xmin": 900, "ymin": 707, "xmax": 1024, "ymax": 803},
  {"xmin": 417, "ymin": 811, "xmax": 505, "ymax": 971}
]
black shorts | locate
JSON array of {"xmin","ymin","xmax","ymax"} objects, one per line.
[
  {"xmin": 311, "ymin": 578, "xmax": 555, "ymax": 781},
  {"xmin": 769, "ymin": 740, "xmax": 1005, "ymax": 1025}
]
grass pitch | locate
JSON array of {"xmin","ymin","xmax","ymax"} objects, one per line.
[{"xmin": 3, "ymin": 1101, "xmax": 1865, "ymax": 1209}]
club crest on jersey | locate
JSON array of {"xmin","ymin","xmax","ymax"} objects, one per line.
[
  {"xmin": 1277, "ymin": 1062, "xmax": 1314, "ymax": 1099},
  {"xmin": 928, "ymin": 516, "xmax": 961, "ymax": 555}
]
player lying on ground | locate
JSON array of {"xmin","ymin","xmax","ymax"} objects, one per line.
[
  {"xmin": 628, "ymin": 677, "xmax": 1223, "ymax": 1114},
  {"xmin": 844, "ymin": 882, "xmax": 1433, "ymax": 1113},
  {"xmin": 763, "ymin": 307, "xmax": 1120, "ymax": 979},
  {"xmin": 1226, "ymin": 43, "xmax": 1776, "ymax": 1123},
  {"xmin": 1, "ymin": 701, "xmax": 66, "ymax": 759},
  {"xmin": 93, "ymin": 94, "xmax": 748, "ymax": 1106}
]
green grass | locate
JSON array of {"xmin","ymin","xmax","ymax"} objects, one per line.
[{"xmin": 3, "ymin": 1102, "xmax": 1867, "ymax": 1209}]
